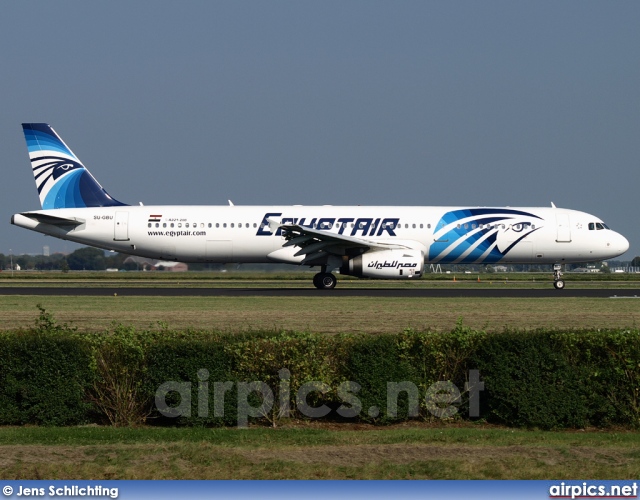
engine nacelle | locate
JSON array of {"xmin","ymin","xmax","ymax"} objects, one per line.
[{"xmin": 341, "ymin": 249, "xmax": 423, "ymax": 279}]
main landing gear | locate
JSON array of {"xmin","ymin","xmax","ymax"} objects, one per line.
[
  {"xmin": 313, "ymin": 267, "xmax": 337, "ymax": 289},
  {"xmin": 553, "ymin": 264, "xmax": 565, "ymax": 290}
]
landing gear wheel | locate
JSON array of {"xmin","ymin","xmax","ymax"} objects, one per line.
[
  {"xmin": 552, "ymin": 264, "xmax": 565, "ymax": 290},
  {"xmin": 313, "ymin": 272, "xmax": 337, "ymax": 290}
]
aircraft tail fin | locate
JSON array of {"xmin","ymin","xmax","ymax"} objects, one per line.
[{"xmin": 22, "ymin": 123, "xmax": 127, "ymax": 209}]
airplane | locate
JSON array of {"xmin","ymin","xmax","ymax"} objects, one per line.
[{"xmin": 11, "ymin": 123, "xmax": 630, "ymax": 289}]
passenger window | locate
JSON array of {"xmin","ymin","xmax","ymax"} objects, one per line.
[
  {"xmin": 178, "ymin": 223, "xmax": 182, "ymax": 228},
  {"xmin": 223, "ymin": 223, "xmax": 227, "ymax": 228},
  {"xmin": 155, "ymin": 223, "xmax": 159, "ymax": 228},
  {"xmin": 413, "ymin": 224, "xmax": 416, "ymax": 229},
  {"xmin": 163, "ymin": 223, "xmax": 167, "ymax": 228},
  {"xmin": 171, "ymin": 223, "xmax": 174, "ymax": 228},
  {"xmin": 147, "ymin": 223, "xmax": 151, "ymax": 228}
]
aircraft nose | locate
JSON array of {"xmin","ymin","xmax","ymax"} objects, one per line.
[
  {"xmin": 612, "ymin": 232, "xmax": 630, "ymax": 255},
  {"xmin": 619, "ymin": 233, "xmax": 630, "ymax": 254}
]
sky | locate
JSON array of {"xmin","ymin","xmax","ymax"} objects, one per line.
[{"xmin": 1, "ymin": 1, "xmax": 638, "ymax": 260}]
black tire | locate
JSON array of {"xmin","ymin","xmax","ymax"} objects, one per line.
[
  {"xmin": 314, "ymin": 272, "xmax": 337, "ymax": 289},
  {"xmin": 313, "ymin": 273, "xmax": 322, "ymax": 289},
  {"xmin": 554, "ymin": 279, "xmax": 565, "ymax": 290}
]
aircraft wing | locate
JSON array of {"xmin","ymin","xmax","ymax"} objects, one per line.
[{"xmin": 271, "ymin": 219, "xmax": 416, "ymax": 266}]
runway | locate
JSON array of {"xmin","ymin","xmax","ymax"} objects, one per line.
[{"xmin": 0, "ymin": 287, "xmax": 638, "ymax": 298}]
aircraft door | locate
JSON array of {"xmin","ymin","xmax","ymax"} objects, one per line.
[
  {"xmin": 556, "ymin": 213, "xmax": 571, "ymax": 242},
  {"xmin": 114, "ymin": 211, "xmax": 130, "ymax": 241}
]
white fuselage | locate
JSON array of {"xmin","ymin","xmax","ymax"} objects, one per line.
[{"xmin": 12, "ymin": 205, "xmax": 630, "ymax": 266}]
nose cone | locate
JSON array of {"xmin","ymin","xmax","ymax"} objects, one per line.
[
  {"xmin": 612, "ymin": 231, "xmax": 630, "ymax": 257},
  {"xmin": 619, "ymin": 233, "xmax": 630, "ymax": 254}
]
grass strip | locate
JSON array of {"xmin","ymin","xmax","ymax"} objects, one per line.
[{"xmin": 0, "ymin": 425, "xmax": 638, "ymax": 480}]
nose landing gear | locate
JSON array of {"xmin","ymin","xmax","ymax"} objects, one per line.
[{"xmin": 553, "ymin": 264, "xmax": 565, "ymax": 290}]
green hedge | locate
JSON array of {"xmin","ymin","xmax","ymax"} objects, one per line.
[
  {"xmin": 145, "ymin": 334, "xmax": 237, "ymax": 426},
  {"xmin": 1, "ymin": 309, "xmax": 638, "ymax": 428},
  {"xmin": 474, "ymin": 331, "xmax": 592, "ymax": 428},
  {"xmin": 471, "ymin": 329, "xmax": 640, "ymax": 429},
  {"xmin": 0, "ymin": 331, "xmax": 93, "ymax": 426}
]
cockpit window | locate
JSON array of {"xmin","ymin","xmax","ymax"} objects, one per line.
[{"xmin": 589, "ymin": 222, "xmax": 609, "ymax": 230}]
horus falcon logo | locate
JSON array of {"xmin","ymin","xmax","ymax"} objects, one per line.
[{"xmin": 31, "ymin": 156, "xmax": 84, "ymax": 195}]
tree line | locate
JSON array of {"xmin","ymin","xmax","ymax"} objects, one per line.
[
  {"xmin": 1, "ymin": 247, "xmax": 638, "ymax": 273},
  {"xmin": 0, "ymin": 248, "xmax": 128, "ymax": 272}
]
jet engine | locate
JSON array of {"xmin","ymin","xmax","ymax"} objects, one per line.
[{"xmin": 340, "ymin": 249, "xmax": 423, "ymax": 279}]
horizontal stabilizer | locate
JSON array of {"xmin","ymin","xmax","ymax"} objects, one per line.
[{"xmin": 18, "ymin": 212, "xmax": 83, "ymax": 226}]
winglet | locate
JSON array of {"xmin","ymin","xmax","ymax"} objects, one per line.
[{"xmin": 266, "ymin": 217, "xmax": 282, "ymax": 232}]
